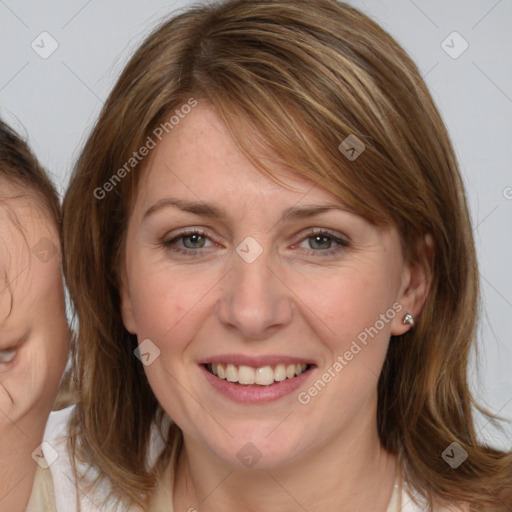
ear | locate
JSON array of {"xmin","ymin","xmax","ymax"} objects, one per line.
[
  {"xmin": 391, "ymin": 234, "xmax": 434, "ymax": 336},
  {"xmin": 118, "ymin": 267, "xmax": 137, "ymax": 335}
]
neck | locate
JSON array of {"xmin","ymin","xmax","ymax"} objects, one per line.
[{"xmin": 173, "ymin": 410, "xmax": 397, "ymax": 512}]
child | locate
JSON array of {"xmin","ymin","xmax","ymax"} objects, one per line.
[{"xmin": 0, "ymin": 120, "xmax": 69, "ymax": 511}]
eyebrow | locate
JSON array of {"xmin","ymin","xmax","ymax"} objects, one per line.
[
  {"xmin": 143, "ymin": 198, "xmax": 354, "ymax": 222},
  {"xmin": 281, "ymin": 204, "xmax": 354, "ymax": 221},
  {"xmin": 143, "ymin": 198, "xmax": 227, "ymax": 220}
]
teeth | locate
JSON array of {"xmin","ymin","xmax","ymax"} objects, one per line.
[
  {"xmin": 238, "ymin": 365, "xmax": 255, "ymax": 385},
  {"xmin": 274, "ymin": 364, "xmax": 286, "ymax": 381},
  {"xmin": 226, "ymin": 364, "xmax": 238, "ymax": 382},
  {"xmin": 255, "ymin": 366, "xmax": 274, "ymax": 386},
  {"xmin": 208, "ymin": 363, "xmax": 308, "ymax": 386}
]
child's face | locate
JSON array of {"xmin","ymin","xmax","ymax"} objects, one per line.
[
  {"xmin": 0, "ymin": 183, "xmax": 69, "ymax": 444},
  {"xmin": 120, "ymin": 105, "xmax": 425, "ymax": 469}
]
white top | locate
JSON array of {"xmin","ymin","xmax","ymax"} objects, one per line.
[{"xmin": 29, "ymin": 407, "xmax": 461, "ymax": 511}]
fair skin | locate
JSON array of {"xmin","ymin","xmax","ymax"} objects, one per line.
[
  {"xmin": 0, "ymin": 183, "xmax": 69, "ymax": 511},
  {"xmin": 120, "ymin": 105, "xmax": 430, "ymax": 511}
]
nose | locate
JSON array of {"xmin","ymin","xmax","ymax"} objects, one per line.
[{"xmin": 216, "ymin": 249, "xmax": 294, "ymax": 340}]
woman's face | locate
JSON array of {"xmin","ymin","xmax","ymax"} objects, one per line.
[
  {"xmin": 0, "ymin": 185, "xmax": 69, "ymax": 444},
  {"xmin": 120, "ymin": 105, "xmax": 426, "ymax": 469}
]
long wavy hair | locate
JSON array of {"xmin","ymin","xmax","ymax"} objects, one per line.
[{"xmin": 62, "ymin": 1, "xmax": 512, "ymax": 510}]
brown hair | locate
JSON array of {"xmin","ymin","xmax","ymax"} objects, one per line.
[
  {"xmin": 0, "ymin": 119, "xmax": 61, "ymax": 230},
  {"xmin": 62, "ymin": 1, "xmax": 512, "ymax": 510}
]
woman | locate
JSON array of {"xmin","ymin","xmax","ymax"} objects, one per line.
[
  {"xmin": 0, "ymin": 120, "xmax": 70, "ymax": 511},
  {"xmin": 58, "ymin": 0, "xmax": 511, "ymax": 510}
]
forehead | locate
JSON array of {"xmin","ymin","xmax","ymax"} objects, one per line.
[
  {"xmin": 0, "ymin": 193, "xmax": 59, "ymax": 327},
  {"xmin": 0, "ymin": 215, "xmax": 29, "ymax": 328},
  {"xmin": 137, "ymin": 105, "xmax": 344, "ymax": 209}
]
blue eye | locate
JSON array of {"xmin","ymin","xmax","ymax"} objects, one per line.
[
  {"xmin": 307, "ymin": 234, "xmax": 337, "ymax": 250},
  {"xmin": 297, "ymin": 230, "xmax": 349, "ymax": 255},
  {"xmin": 181, "ymin": 233, "xmax": 207, "ymax": 249},
  {"xmin": 161, "ymin": 228, "xmax": 348, "ymax": 258},
  {"xmin": 163, "ymin": 230, "xmax": 214, "ymax": 254}
]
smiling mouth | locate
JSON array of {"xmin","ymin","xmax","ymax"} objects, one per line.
[{"xmin": 204, "ymin": 363, "xmax": 312, "ymax": 386}]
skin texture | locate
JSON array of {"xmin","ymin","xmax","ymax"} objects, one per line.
[
  {"xmin": 120, "ymin": 105, "xmax": 430, "ymax": 511},
  {"xmin": 0, "ymin": 184, "xmax": 69, "ymax": 511}
]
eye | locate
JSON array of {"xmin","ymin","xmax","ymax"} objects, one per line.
[
  {"xmin": 295, "ymin": 229, "xmax": 350, "ymax": 255},
  {"xmin": 181, "ymin": 233, "xmax": 208, "ymax": 249},
  {"xmin": 0, "ymin": 349, "xmax": 16, "ymax": 364},
  {"xmin": 162, "ymin": 229, "xmax": 216, "ymax": 254},
  {"xmin": 306, "ymin": 234, "xmax": 337, "ymax": 250}
]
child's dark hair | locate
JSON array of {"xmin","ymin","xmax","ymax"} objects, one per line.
[{"xmin": 0, "ymin": 119, "xmax": 61, "ymax": 232}]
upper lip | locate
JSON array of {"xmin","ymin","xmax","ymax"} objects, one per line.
[{"xmin": 199, "ymin": 354, "xmax": 315, "ymax": 367}]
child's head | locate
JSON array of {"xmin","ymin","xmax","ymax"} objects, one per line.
[{"xmin": 0, "ymin": 119, "xmax": 69, "ymax": 444}]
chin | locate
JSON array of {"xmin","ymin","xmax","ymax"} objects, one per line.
[{"xmin": 201, "ymin": 429, "xmax": 305, "ymax": 470}]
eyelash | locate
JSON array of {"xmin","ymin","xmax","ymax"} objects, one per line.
[
  {"xmin": 162, "ymin": 228, "xmax": 350, "ymax": 257},
  {"xmin": 295, "ymin": 229, "xmax": 350, "ymax": 256}
]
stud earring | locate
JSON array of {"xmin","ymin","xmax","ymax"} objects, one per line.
[{"xmin": 402, "ymin": 313, "xmax": 415, "ymax": 327}]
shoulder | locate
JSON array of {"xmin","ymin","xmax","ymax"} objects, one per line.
[
  {"xmin": 41, "ymin": 406, "xmax": 91, "ymax": 511},
  {"xmin": 26, "ymin": 465, "xmax": 56, "ymax": 512},
  {"xmin": 42, "ymin": 406, "xmax": 139, "ymax": 512},
  {"xmin": 43, "ymin": 406, "xmax": 169, "ymax": 512}
]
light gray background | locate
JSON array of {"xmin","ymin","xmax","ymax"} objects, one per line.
[{"xmin": 1, "ymin": 0, "xmax": 511, "ymax": 448}]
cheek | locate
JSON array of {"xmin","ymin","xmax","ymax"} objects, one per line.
[
  {"xmin": 291, "ymin": 262, "xmax": 402, "ymax": 419},
  {"xmin": 129, "ymin": 264, "xmax": 219, "ymax": 350},
  {"xmin": 0, "ymin": 347, "xmax": 51, "ymax": 417},
  {"xmin": 291, "ymin": 266, "xmax": 399, "ymax": 350},
  {"xmin": 131, "ymin": 280, "xmax": 212, "ymax": 424}
]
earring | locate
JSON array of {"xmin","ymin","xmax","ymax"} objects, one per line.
[{"xmin": 402, "ymin": 313, "xmax": 415, "ymax": 327}]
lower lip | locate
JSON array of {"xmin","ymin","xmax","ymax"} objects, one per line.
[{"xmin": 200, "ymin": 364, "xmax": 314, "ymax": 404}]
